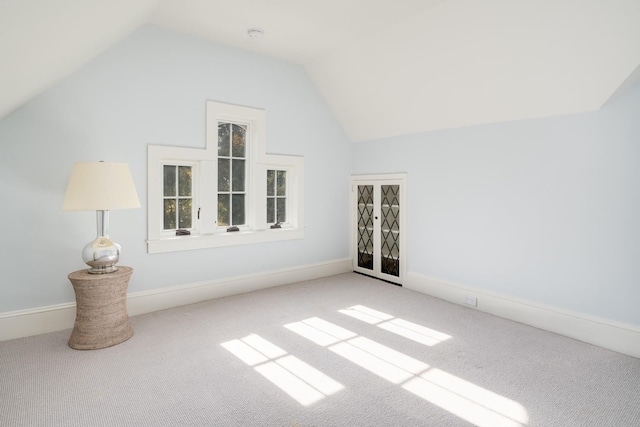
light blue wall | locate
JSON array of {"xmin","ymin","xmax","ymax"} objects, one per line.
[
  {"xmin": 353, "ymin": 83, "xmax": 640, "ymax": 326},
  {"xmin": 0, "ymin": 26, "xmax": 352, "ymax": 312}
]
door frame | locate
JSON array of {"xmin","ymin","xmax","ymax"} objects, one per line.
[{"xmin": 350, "ymin": 173, "xmax": 407, "ymax": 285}]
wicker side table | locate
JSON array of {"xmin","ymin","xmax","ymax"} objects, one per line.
[{"xmin": 68, "ymin": 266, "xmax": 134, "ymax": 350}]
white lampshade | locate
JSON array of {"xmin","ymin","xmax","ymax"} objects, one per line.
[{"xmin": 63, "ymin": 162, "xmax": 140, "ymax": 211}]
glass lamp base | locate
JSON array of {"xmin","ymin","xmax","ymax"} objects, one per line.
[{"xmin": 82, "ymin": 236, "xmax": 121, "ymax": 274}]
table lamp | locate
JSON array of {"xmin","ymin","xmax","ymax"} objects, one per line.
[{"xmin": 63, "ymin": 161, "xmax": 140, "ymax": 274}]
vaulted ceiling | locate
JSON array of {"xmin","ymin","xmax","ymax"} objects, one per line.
[{"xmin": 2, "ymin": 0, "xmax": 640, "ymax": 141}]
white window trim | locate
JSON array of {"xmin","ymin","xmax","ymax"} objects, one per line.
[
  {"xmin": 160, "ymin": 161, "xmax": 198, "ymax": 236},
  {"xmin": 266, "ymin": 168, "xmax": 289, "ymax": 226},
  {"xmin": 147, "ymin": 101, "xmax": 304, "ymax": 254},
  {"xmin": 266, "ymin": 156, "xmax": 304, "ymax": 229}
]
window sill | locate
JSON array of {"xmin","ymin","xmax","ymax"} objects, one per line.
[{"xmin": 147, "ymin": 228, "xmax": 305, "ymax": 254}]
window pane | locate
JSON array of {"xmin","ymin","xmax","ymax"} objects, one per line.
[
  {"xmin": 218, "ymin": 194, "xmax": 230, "ymax": 226},
  {"xmin": 267, "ymin": 170, "xmax": 275, "ymax": 196},
  {"xmin": 277, "ymin": 170, "xmax": 286, "ymax": 196},
  {"xmin": 178, "ymin": 199, "xmax": 192, "ymax": 228},
  {"xmin": 232, "ymin": 124, "xmax": 246, "ymax": 158},
  {"xmin": 218, "ymin": 123, "xmax": 230, "ymax": 157},
  {"xmin": 178, "ymin": 166, "xmax": 192, "ymax": 197},
  {"xmin": 357, "ymin": 185, "xmax": 374, "ymax": 270},
  {"xmin": 232, "ymin": 159, "xmax": 245, "ymax": 191},
  {"xmin": 380, "ymin": 185, "xmax": 400, "ymax": 277},
  {"xmin": 232, "ymin": 194, "xmax": 245, "ymax": 225},
  {"xmin": 218, "ymin": 159, "xmax": 230, "ymax": 192},
  {"xmin": 163, "ymin": 199, "xmax": 176, "ymax": 230},
  {"xmin": 267, "ymin": 198, "xmax": 275, "ymax": 223},
  {"xmin": 277, "ymin": 197, "xmax": 286, "ymax": 223},
  {"xmin": 163, "ymin": 165, "xmax": 176, "ymax": 197}
]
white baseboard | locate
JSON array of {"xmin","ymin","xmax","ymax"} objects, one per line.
[
  {"xmin": 405, "ymin": 272, "xmax": 640, "ymax": 359},
  {"xmin": 0, "ymin": 257, "xmax": 352, "ymax": 342}
]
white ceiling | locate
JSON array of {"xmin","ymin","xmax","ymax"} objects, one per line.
[
  {"xmin": 2, "ymin": 0, "xmax": 640, "ymax": 141},
  {"xmin": 149, "ymin": 0, "xmax": 445, "ymax": 64}
]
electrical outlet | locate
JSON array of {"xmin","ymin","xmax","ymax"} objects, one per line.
[{"xmin": 463, "ymin": 295, "xmax": 477, "ymax": 307}]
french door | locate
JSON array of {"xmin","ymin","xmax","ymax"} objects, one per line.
[{"xmin": 351, "ymin": 174, "xmax": 406, "ymax": 285}]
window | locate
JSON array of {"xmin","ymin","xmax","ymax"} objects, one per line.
[
  {"xmin": 147, "ymin": 101, "xmax": 304, "ymax": 254},
  {"xmin": 218, "ymin": 123, "xmax": 247, "ymax": 228},
  {"xmin": 163, "ymin": 164, "xmax": 194, "ymax": 230},
  {"xmin": 267, "ymin": 169, "xmax": 287, "ymax": 225}
]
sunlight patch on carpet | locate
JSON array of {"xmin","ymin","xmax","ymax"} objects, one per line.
[
  {"xmin": 222, "ymin": 334, "xmax": 344, "ymax": 406},
  {"xmin": 339, "ymin": 305, "xmax": 451, "ymax": 346},
  {"xmin": 403, "ymin": 369, "xmax": 529, "ymax": 427},
  {"xmin": 285, "ymin": 317, "xmax": 528, "ymax": 427},
  {"xmin": 284, "ymin": 317, "xmax": 356, "ymax": 346}
]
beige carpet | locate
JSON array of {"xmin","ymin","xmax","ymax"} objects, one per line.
[{"xmin": 1, "ymin": 273, "xmax": 639, "ymax": 426}]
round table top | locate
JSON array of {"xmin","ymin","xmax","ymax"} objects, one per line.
[{"xmin": 68, "ymin": 266, "xmax": 133, "ymax": 281}]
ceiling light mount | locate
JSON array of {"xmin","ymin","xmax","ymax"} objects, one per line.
[{"xmin": 247, "ymin": 28, "xmax": 264, "ymax": 40}]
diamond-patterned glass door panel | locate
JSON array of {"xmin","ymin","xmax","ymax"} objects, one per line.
[
  {"xmin": 357, "ymin": 185, "xmax": 374, "ymax": 270},
  {"xmin": 380, "ymin": 185, "xmax": 400, "ymax": 277}
]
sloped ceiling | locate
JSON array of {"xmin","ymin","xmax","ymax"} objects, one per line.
[
  {"xmin": 0, "ymin": 0, "xmax": 158, "ymax": 121},
  {"xmin": 2, "ymin": 0, "xmax": 640, "ymax": 141}
]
